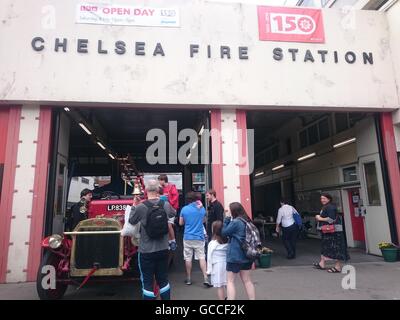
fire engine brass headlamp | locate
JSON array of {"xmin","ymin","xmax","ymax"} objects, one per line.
[{"xmin": 49, "ymin": 234, "xmax": 63, "ymax": 249}]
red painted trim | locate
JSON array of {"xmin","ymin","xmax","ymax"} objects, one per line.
[
  {"xmin": 0, "ymin": 108, "xmax": 10, "ymax": 163},
  {"xmin": 380, "ymin": 113, "xmax": 400, "ymax": 244},
  {"xmin": 0, "ymin": 107, "xmax": 21, "ymax": 283},
  {"xmin": 347, "ymin": 189, "xmax": 365, "ymax": 242},
  {"xmin": 26, "ymin": 107, "xmax": 52, "ymax": 281},
  {"xmin": 210, "ymin": 110, "xmax": 224, "ymax": 207},
  {"xmin": 236, "ymin": 110, "xmax": 252, "ymax": 218}
]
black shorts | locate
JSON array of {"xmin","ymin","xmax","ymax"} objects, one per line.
[{"xmin": 226, "ymin": 262, "xmax": 253, "ymax": 273}]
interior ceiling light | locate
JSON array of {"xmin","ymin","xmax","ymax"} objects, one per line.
[
  {"xmin": 79, "ymin": 123, "xmax": 92, "ymax": 135},
  {"xmin": 255, "ymin": 171, "xmax": 264, "ymax": 177},
  {"xmin": 272, "ymin": 164, "xmax": 285, "ymax": 171},
  {"xmin": 97, "ymin": 141, "xmax": 106, "ymax": 150},
  {"xmin": 333, "ymin": 137, "xmax": 356, "ymax": 149},
  {"xmin": 297, "ymin": 152, "xmax": 316, "ymax": 162}
]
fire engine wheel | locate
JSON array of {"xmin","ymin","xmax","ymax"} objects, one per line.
[{"xmin": 36, "ymin": 251, "xmax": 68, "ymax": 300}]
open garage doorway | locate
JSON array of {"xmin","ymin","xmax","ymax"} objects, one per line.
[
  {"xmin": 45, "ymin": 107, "xmax": 209, "ymax": 235},
  {"xmin": 247, "ymin": 110, "xmax": 392, "ymax": 264}
]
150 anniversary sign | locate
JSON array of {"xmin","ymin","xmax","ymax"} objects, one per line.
[
  {"xmin": 76, "ymin": 3, "xmax": 179, "ymax": 27},
  {"xmin": 258, "ymin": 6, "xmax": 325, "ymax": 43}
]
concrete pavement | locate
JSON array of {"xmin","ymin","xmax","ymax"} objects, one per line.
[
  {"xmin": 0, "ymin": 260, "xmax": 399, "ymax": 300},
  {"xmin": 1, "ymin": 238, "xmax": 399, "ymax": 300}
]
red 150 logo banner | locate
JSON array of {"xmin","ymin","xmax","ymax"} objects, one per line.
[{"xmin": 258, "ymin": 6, "xmax": 325, "ymax": 43}]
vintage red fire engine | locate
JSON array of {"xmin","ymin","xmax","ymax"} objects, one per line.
[{"xmin": 36, "ymin": 177, "xmax": 145, "ymax": 300}]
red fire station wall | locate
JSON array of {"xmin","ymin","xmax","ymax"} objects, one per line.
[
  {"xmin": 0, "ymin": 106, "xmax": 52, "ymax": 283},
  {"xmin": 210, "ymin": 109, "xmax": 252, "ymax": 217},
  {"xmin": 0, "ymin": 108, "xmax": 9, "ymax": 199},
  {"xmin": 0, "ymin": 107, "xmax": 22, "ymax": 283}
]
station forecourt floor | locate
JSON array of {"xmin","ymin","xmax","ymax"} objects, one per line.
[{"xmin": 0, "ymin": 231, "xmax": 399, "ymax": 300}]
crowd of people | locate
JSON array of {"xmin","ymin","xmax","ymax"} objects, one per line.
[{"xmin": 71, "ymin": 175, "xmax": 349, "ymax": 301}]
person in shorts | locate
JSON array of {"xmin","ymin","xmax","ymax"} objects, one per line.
[
  {"xmin": 222, "ymin": 202, "xmax": 256, "ymax": 300},
  {"xmin": 179, "ymin": 191, "xmax": 211, "ymax": 287}
]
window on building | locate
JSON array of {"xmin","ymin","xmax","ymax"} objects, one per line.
[
  {"xmin": 364, "ymin": 162, "xmax": 381, "ymax": 206},
  {"xmin": 192, "ymin": 173, "xmax": 205, "ymax": 193},
  {"xmin": 318, "ymin": 118, "xmax": 330, "ymax": 140},
  {"xmin": 81, "ymin": 177, "xmax": 90, "ymax": 184},
  {"xmin": 343, "ymin": 166, "xmax": 358, "ymax": 182},
  {"xmin": 335, "ymin": 113, "xmax": 349, "ymax": 133},
  {"xmin": 254, "ymin": 144, "xmax": 280, "ymax": 168},
  {"xmin": 308, "ymin": 124, "xmax": 319, "ymax": 145},
  {"xmin": 298, "ymin": 117, "xmax": 330, "ymax": 149},
  {"xmin": 299, "ymin": 130, "xmax": 307, "ymax": 149},
  {"xmin": 335, "ymin": 113, "xmax": 364, "ymax": 134}
]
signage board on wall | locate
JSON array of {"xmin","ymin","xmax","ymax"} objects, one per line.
[
  {"xmin": 76, "ymin": 3, "xmax": 180, "ymax": 28},
  {"xmin": 258, "ymin": 6, "xmax": 325, "ymax": 43}
]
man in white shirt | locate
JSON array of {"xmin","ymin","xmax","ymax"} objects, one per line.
[{"xmin": 276, "ymin": 199, "xmax": 299, "ymax": 259}]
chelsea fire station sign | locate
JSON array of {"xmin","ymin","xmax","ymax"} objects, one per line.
[{"xmin": 29, "ymin": 5, "xmax": 375, "ymax": 66}]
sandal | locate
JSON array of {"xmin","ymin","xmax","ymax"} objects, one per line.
[
  {"xmin": 313, "ymin": 262, "xmax": 325, "ymax": 270},
  {"xmin": 327, "ymin": 267, "xmax": 341, "ymax": 273}
]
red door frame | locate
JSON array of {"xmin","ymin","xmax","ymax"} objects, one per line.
[
  {"xmin": 380, "ymin": 113, "xmax": 400, "ymax": 244},
  {"xmin": 0, "ymin": 107, "xmax": 22, "ymax": 283}
]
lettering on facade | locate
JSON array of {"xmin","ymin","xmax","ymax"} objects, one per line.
[{"xmin": 30, "ymin": 37, "xmax": 374, "ymax": 65}]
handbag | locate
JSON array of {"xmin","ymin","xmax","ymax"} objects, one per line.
[
  {"xmin": 320, "ymin": 216, "xmax": 338, "ymax": 234},
  {"xmin": 321, "ymin": 224, "xmax": 335, "ymax": 234}
]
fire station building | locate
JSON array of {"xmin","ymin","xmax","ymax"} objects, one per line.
[{"xmin": 1, "ymin": 0, "xmax": 400, "ymax": 283}]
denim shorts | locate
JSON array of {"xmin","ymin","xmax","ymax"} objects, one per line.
[{"xmin": 226, "ymin": 262, "xmax": 252, "ymax": 273}]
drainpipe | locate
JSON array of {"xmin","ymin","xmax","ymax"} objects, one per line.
[{"xmin": 374, "ymin": 114, "xmax": 399, "ymax": 245}]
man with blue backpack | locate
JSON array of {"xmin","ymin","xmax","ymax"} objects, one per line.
[{"xmin": 276, "ymin": 199, "xmax": 302, "ymax": 260}]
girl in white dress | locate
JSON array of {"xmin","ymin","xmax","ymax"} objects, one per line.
[{"xmin": 207, "ymin": 220, "xmax": 228, "ymax": 300}]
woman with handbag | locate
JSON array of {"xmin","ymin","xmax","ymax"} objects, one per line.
[{"xmin": 313, "ymin": 193, "xmax": 349, "ymax": 273}]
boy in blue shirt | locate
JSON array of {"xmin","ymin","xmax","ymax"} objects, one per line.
[{"xmin": 179, "ymin": 191, "xmax": 211, "ymax": 287}]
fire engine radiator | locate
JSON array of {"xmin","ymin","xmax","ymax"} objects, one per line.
[
  {"xmin": 70, "ymin": 218, "xmax": 124, "ymax": 277},
  {"xmin": 75, "ymin": 227, "xmax": 120, "ymax": 269}
]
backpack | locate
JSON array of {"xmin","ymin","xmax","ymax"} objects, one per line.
[
  {"xmin": 143, "ymin": 200, "xmax": 169, "ymax": 239},
  {"xmin": 292, "ymin": 208, "xmax": 303, "ymax": 229},
  {"xmin": 238, "ymin": 217, "xmax": 262, "ymax": 261}
]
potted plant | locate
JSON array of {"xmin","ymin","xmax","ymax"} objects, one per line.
[
  {"xmin": 258, "ymin": 247, "xmax": 273, "ymax": 268},
  {"xmin": 378, "ymin": 242, "xmax": 399, "ymax": 262}
]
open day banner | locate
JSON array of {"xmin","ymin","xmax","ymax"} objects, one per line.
[{"xmin": 76, "ymin": 3, "xmax": 180, "ymax": 27}]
